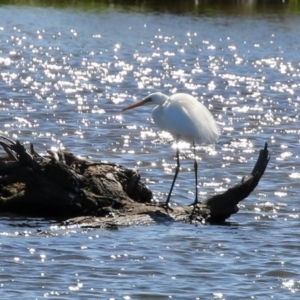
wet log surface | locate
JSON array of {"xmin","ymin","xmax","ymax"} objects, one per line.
[{"xmin": 0, "ymin": 135, "xmax": 270, "ymax": 228}]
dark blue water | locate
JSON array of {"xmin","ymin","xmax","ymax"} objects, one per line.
[{"xmin": 1, "ymin": 5, "xmax": 300, "ymax": 299}]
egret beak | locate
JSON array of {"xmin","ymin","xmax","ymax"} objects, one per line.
[{"xmin": 121, "ymin": 98, "xmax": 151, "ymax": 112}]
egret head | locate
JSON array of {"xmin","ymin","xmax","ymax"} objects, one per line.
[{"xmin": 122, "ymin": 92, "xmax": 168, "ymax": 112}]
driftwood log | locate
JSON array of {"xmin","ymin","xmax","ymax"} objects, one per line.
[{"xmin": 0, "ymin": 135, "xmax": 270, "ymax": 228}]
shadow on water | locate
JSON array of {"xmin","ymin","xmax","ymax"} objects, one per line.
[{"xmin": 0, "ymin": 0, "xmax": 300, "ymax": 15}]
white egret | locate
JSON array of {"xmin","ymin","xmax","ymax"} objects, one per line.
[{"xmin": 122, "ymin": 92, "xmax": 219, "ymax": 210}]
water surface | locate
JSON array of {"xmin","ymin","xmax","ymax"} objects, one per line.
[{"xmin": 1, "ymin": 3, "xmax": 300, "ymax": 299}]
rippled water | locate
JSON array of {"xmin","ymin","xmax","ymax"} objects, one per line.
[{"xmin": 1, "ymin": 4, "xmax": 300, "ymax": 299}]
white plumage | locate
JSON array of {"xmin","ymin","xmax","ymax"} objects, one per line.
[
  {"xmin": 122, "ymin": 92, "xmax": 219, "ymax": 210},
  {"xmin": 150, "ymin": 92, "xmax": 219, "ymax": 145}
]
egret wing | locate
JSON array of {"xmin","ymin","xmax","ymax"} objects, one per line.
[{"xmin": 161, "ymin": 97, "xmax": 219, "ymax": 144}]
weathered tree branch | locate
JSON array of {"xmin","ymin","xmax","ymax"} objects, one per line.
[{"xmin": 0, "ymin": 135, "xmax": 270, "ymax": 227}]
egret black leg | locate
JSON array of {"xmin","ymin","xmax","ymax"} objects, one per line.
[
  {"xmin": 192, "ymin": 142, "xmax": 198, "ymax": 206},
  {"xmin": 190, "ymin": 143, "xmax": 200, "ymax": 221},
  {"xmin": 164, "ymin": 147, "xmax": 180, "ymax": 211}
]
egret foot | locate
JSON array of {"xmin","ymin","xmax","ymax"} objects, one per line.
[
  {"xmin": 189, "ymin": 201, "xmax": 201, "ymax": 221},
  {"xmin": 159, "ymin": 202, "xmax": 174, "ymax": 214}
]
